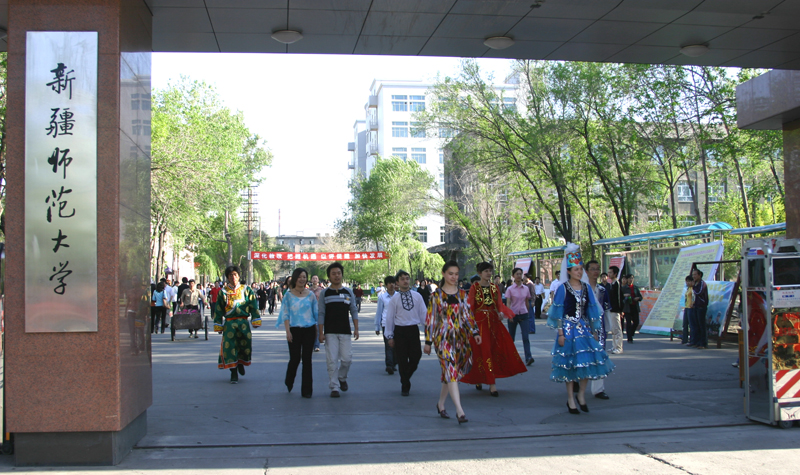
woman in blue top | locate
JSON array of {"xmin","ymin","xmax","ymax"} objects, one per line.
[
  {"xmin": 277, "ymin": 267, "xmax": 319, "ymax": 398},
  {"xmin": 151, "ymin": 281, "xmax": 168, "ymax": 334},
  {"xmin": 548, "ymin": 244, "xmax": 614, "ymax": 415}
]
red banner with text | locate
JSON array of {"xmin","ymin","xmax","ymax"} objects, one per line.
[{"xmin": 250, "ymin": 251, "xmax": 389, "ymax": 261}]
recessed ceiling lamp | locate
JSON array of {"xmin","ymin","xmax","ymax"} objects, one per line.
[
  {"xmin": 484, "ymin": 36, "xmax": 515, "ymax": 50},
  {"xmin": 271, "ymin": 30, "xmax": 303, "ymax": 44},
  {"xmin": 680, "ymin": 44, "xmax": 709, "ymax": 57}
]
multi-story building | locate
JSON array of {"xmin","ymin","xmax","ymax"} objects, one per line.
[{"xmin": 348, "ymin": 79, "xmax": 516, "ymax": 250}]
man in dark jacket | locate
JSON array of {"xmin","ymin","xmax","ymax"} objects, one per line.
[{"xmin": 691, "ymin": 268, "xmax": 709, "ymax": 349}]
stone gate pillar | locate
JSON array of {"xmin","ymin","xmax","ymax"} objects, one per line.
[
  {"xmin": 737, "ymin": 70, "xmax": 800, "ymax": 239},
  {"xmin": 5, "ymin": 0, "xmax": 152, "ymax": 465}
]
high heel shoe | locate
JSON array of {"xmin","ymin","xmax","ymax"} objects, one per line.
[
  {"xmin": 457, "ymin": 414, "xmax": 468, "ymax": 424},
  {"xmin": 490, "ymin": 390, "xmax": 499, "ymax": 397},
  {"xmin": 566, "ymin": 402, "xmax": 580, "ymax": 415},
  {"xmin": 476, "ymin": 384, "xmax": 483, "ymax": 390},
  {"xmin": 579, "ymin": 402, "xmax": 589, "ymax": 413},
  {"xmin": 436, "ymin": 404, "xmax": 450, "ymax": 419}
]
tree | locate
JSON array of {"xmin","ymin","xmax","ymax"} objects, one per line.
[
  {"xmin": 342, "ymin": 156, "xmax": 435, "ymax": 252},
  {"xmin": 150, "ymin": 77, "xmax": 272, "ymax": 277}
]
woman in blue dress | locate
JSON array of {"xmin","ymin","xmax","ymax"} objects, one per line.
[{"xmin": 548, "ymin": 244, "xmax": 614, "ymax": 414}]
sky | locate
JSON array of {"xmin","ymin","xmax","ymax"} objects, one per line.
[{"xmin": 151, "ymin": 53, "xmax": 513, "ymax": 239}]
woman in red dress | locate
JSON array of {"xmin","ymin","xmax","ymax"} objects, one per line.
[{"xmin": 461, "ymin": 262, "xmax": 527, "ymax": 396}]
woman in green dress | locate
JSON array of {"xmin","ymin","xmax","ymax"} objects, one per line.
[{"xmin": 214, "ymin": 265, "xmax": 262, "ymax": 383}]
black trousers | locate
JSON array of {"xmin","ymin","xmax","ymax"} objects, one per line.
[
  {"xmin": 151, "ymin": 306, "xmax": 167, "ymax": 333},
  {"xmin": 534, "ymin": 296, "xmax": 543, "ymax": 319},
  {"xmin": 268, "ymin": 299, "xmax": 276, "ymax": 314},
  {"xmin": 394, "ymin": 325, "xmax": 422, "ymax": 391},
  {"xmin": 286, "ymin": 326, "xmax": 316, "ymax": 397},
  {"xmin": 624, "ymin": 312, "xmax": 639, "ymax": 341}
]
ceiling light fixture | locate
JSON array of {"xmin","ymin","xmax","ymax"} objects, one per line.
[
  {"xmin": 680, "ymin": 44, "xmax": 709, "ymax": 57},
  {"xmin": 271, "ymin": 30, "xmax": 303, "ymax": 45},
  {"xmin": 484, "ymin": 36, "xmax": 515, "ymax": 50}
]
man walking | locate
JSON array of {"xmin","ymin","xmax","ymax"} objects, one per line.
[
  {"xmin": 690, "ymin": 268, "xmax": 709, "ymax": 349},
  {"xmin": 374, "ymin": 276, "xmax": 397, "ymax": 374},
  {"xmin": 607, "ymin": 265, "xmax": 625, "ymax": 354},
  {"xmin": 523, "ymin": 273, "xmax": 537, "ymax": 334},
  {"xmin": 548, "ymin": 271, "xmax": 561, "ymax": 306},
  {"xmin": 179, "ymin": 279, "xmax": 205, "ymax": 338},
  {"xmin": 586, "ymin": 260, "xmax": 611, "ymax": 399},
  {"xmin": 318, "ymin": 262, "xmax": 359, "ymax": 398},
  {"xmin": 385, "ymin": 271, "xmax": 426, "ymax": 396}
]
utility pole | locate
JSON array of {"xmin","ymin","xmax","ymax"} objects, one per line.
[
  {"xmin": 224, "ymin": 208, "xmax": 233, "ymax": 267},
  {"xmin": 240, "ymin": 186, "xmax": 258, "ymax": 283}
]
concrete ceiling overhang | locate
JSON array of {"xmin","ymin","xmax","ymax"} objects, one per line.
[
  {"xmin": 1, "ymin": 1, "xmax": 799, "ymax": 69},
  {"xmin": 139, "ymin": 0, "xmax": 800, "ymax": 69}
]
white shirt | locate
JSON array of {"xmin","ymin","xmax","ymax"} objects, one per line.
[
  {"xmin": 534, "ymin": 283, "xmax": 545, "ymax": 296},
  {"xmin": 377, "ymin": 290, "xmax": 395, "ymax": 328},
  {"xmin": 548, "ymin": 280, "xmax": 561, "ymax": 303},
  {"xmin": 164, "ymin": 285, "xmax": 177, "ymax": 303},
  {"xmin": 384, "ymin": 290, "xmax": 427, "ymax": 340}
]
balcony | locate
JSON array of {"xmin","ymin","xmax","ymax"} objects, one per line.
[
  {"xmin": 348, "ymin": 162, "xmax": 355, "ymax": 170},
  {"xmin": 368, "ymin": 143, "xmax": 379, "ymax": 155},
  {"xmin": 367, "ymin": 95, "xmax": 378, "ymax": 108},
  {"xmin": 368, "ymin": 117, "xmax": 378, "ymax": 131},
  {"xmin": 347, "ymin": 142, "xmax": 355, "ymax": 152}
]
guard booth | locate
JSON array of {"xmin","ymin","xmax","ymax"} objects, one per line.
[{"xmin": 742, "ymin": 237, "xmax": 800, "ymax": 428}]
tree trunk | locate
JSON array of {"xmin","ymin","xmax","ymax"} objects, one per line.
[{"xmin": 224, "ymin": 208, "xmax": 233, "ymax": 267}]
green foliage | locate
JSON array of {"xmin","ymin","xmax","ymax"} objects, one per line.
[{"xmin": 151, "ymin": 77, "xmax": 272, "ymax": 277}]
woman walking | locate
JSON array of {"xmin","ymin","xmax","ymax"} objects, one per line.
[
  {"xmin": 257, "ymin": 283, "xmax": 268, "ymax": 317},
  {"xmin": 548, "ymin": 244, "xmax": 614, "ymax": 414},
  {"xmin": 213, "ymin": 265, "xmax": 262, "ymax": 384},
  {"xmin": 424, "ymin": 261, "xmax": 482, "ymax": 424},
  {"xmin": 461, "ymin": 262, "xmax": 527, "ymax": 396},
  {"xmin": 276, "ymin": 268, "xmax": 318, "ymax": 398},
  {"xmin": 151, "ymin": 281, "xmax": 168, "ymax": 334}
]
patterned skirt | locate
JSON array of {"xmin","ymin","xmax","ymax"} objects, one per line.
[
  {"xmin": 550, "ymin": 318, "xmax": 614, "ymax": 382},
  {"xmin": 218, "ymin": 318, "xmax": 253, "ymax": 369}
]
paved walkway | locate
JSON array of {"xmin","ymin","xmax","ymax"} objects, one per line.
[{"xmin": 2, "ymin": 300, "xmax": 795, "ymax": 473}]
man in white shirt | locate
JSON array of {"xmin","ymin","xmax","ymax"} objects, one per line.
[
  {"xmin": 548, "ymin": 271, "xmax": 562, "ymax": 305},
  {"xmin": 586, "ymin": 260, "xmax": 611, "ymax": 400},
  {"xmin": 163, "ymin": 278, "xmax": 177, "ymax": 327},
  {"xmin": 386, "ymin": 270, "xmax": 427, "ymax": 396},
  {"xmin": 374, "ymin": 276, "xmax": 397, "ymax": 374},
  {"xmin": 532, "ymin": 277, "xmax": 545, "ymax": 319}
]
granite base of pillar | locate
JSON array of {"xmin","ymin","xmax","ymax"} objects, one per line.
[{"xmin": 14, "ymin": 410, "xmax": 146, "ymax": 466}]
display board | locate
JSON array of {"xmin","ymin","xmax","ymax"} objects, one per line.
[{"xmin": 640, "ymin": 241, "xmax": 724, "ymax": 335}]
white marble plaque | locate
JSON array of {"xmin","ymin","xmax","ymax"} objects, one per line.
[{"xmin": 25, "ymin": 32, "xmax": 98, "ymax": 332}]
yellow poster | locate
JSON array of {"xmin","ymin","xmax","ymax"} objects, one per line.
[{"xmin": 640, "ymin": 241, "xmax": 724, "ymax": 335}]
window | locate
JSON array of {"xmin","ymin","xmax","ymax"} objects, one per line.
[
  {"xmin": 392, "ymin": 121, "xmax": 409, "ymax": 137},
  {"xmin": 131, "ymin": 93, "xmax": 151, "ymax": 111},
  {"xmin": 677, "ymin": 216, "xmax": 696, "ymax": 227},
  {"xmin": 131, "ymin": 119, "xmax": 151, "ymax": 136},
  {"xmin": 439, "ymin": 152, "xmax": 444, "ymax": 164},
  {"xmin": 439, "ymin": 127, "xmax": 454, "ymax": 138},
  {"xmin": 417, "ymin": 226, "xmax": 428, "ymax": 243},
  {"xmin": 279, "ymin": 240, "xmax": 284, "ymax": 245},
  {"xmin": 708, "ymin": 183, "xmax": 725, "ymax": 203},
  {"xmin": 310, "ymin": 239, "xmax": 315, "ymax": 245},
  {"xmin": 410, "ymin": 121, "xmax": 425, "ymax": 138},
  {"xmin": 503, "ymin": 97, "xmax": 516, "ymax": 111},
  {"xmin": 677, "ymin": 181, "xmax": 695, "ymax": 202},
  {"xmin": 392, "ymin": 147, "xmax": 407, "ymax": 160},
  {"xmin": 299, "ymin": 239, "xmax": 304, "ymax": 245},
  {"xmin": 440, "ymin": 226, "xmax": 446, "ymax": 243},
  {"xmin": 410, "ymin": 95, "xmax": 425, "ymax": 112},
  {"xmin": 411, "ymin": 147, "xmax": 426, "ymax": 164},
  {"xmin": 439, "ymin": 172, "xmax": 444, "ymax": 191},
  {"xmin": 392, "ymin": 95, "xmax": 408, "ymax": 112}
]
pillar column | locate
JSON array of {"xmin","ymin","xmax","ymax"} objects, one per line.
[
  {"xmin": 5, "ymin": 0, "xmax": 152, "ymax": 465},
  {"xmin": 736, "ymin": 70, "xmax": 800, "ymax": 239}
]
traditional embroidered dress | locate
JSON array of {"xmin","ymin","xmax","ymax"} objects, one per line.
[
  {"xmin": 425, "ymin": 288, "xmax": 480, "ymax": 382},
  {"xmin": 547, "ymin": 281, "xmax": 615, "ymax": 382},
  {"xmin": 213, "ymin": 283, "xmax": 262, "ymax": 369},
  {"xmin": 461, "ymin": 282, "xmax": 527, "ymax": 385}
]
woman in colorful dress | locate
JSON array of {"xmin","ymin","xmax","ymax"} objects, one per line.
[
  {"xmin": 276, "ymin": 268, "xmax": 318, "ymax": 398},
  {"xmin": 213, "ymin": 265, "xmax": 262, "ymax": 384},
  {"xmin": 424, "ymin": 260, "xmax": 482, "ymax": 424},
  {"xmin": 548, "ymin": 244, "xmax": 615, "ymax": 414},
  {"xmin": 461, "ymin": 262, "xmax": 527, "ymax": 397}
]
